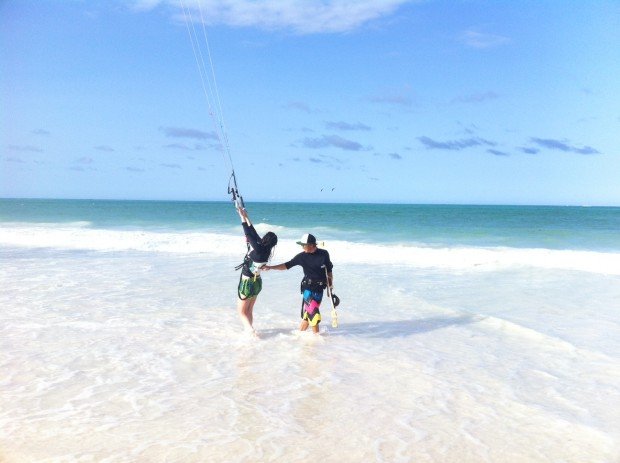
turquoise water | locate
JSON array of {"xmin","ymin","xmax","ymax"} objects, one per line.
[
  {"xmin": 0, "ymin": 199, "xmax": 620, "ymax": 251},
  {"xmin": 1, "ymin": 198, "xmax": 619, "ymax": 251}
]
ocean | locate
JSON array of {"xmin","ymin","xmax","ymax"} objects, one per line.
[{"xmin": 1, "ymin": 198, "xmax": 619, "ymax": 462}]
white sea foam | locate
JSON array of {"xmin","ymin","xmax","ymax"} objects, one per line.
[
  {"xmin": 2, "ymin": 222, "xmax": 620, "ymax": 275},
  {"xmin": 330, "ymin": 239, "xmax": 620, "ymax": 274},
  {"xmin": 0, "ymin": 223, "xmax": 236, "ymax": 255}
]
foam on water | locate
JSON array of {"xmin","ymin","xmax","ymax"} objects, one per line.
[
  {"xmin": 2, "ymin": 223, "xmax": 620, "ymax": 275},
  {"xmin": 1, "ymin": 244, "xmax": 620, "ymax": 462}
]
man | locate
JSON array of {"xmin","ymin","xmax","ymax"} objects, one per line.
[{"xmin": 263, "ymin": 233, "xmax": 333, "ymax": 333}]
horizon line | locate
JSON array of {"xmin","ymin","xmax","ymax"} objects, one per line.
[{"xmin": 1, "ymin": 196, "xmax": 618, "ymax": 208}]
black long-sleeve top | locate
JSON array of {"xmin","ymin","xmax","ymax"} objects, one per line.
[{"xmin": 241, "ymin": 222, "xmax": 272, "ymax": 277}]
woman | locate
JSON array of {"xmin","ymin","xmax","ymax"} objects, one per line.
[{"xmin": 235, "ymin": 206, "xmax": 278, "ymax": 336}]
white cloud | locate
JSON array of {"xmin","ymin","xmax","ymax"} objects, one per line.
[
  {"xmin": 452, "ymin": 91, "xmax": 499, "ymax": 104},
  {"xmin": 461, "ymin": 30, "xmax": 510, "ymax": 49},
  {"xmin": 147, "ymin": 0, "xmax": 415, "ymax": 34},
  {"xmin": 131, "ymin": 0, "xmax": 162, "ymax": 11},
  {"xmin": 369, "ymin": 94, "xmax": 413, "ymax": 107},
  {"xmin": 8, "ymin": 145, "xmax": 43, "ymax": 152}
]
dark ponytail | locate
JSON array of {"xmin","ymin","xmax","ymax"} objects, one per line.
[{"xmin": 261, "ymin": 231, "xmax": 278, "ymax": 249}]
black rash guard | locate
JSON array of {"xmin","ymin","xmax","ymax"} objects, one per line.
[
  {"xmin": 241, "ymin": 222, "xmax": 272, "ymax": 277},
  {"xmin": 284, "ymin": 248, "xmax": 333, "ymax": 283}
]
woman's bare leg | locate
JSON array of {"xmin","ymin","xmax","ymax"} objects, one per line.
[{"xmin": 237, "ymin": 297, "xmax": 254, "ymax": 331}]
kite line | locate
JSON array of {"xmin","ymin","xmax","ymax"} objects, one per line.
[{"xmin": 178, "ymin": 0, "xmax": 244, "ymax": 208}]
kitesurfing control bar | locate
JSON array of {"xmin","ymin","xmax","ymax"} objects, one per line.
[{"xmin": 228, "ymin": 171, "xmax": 245, "ymax": 209}]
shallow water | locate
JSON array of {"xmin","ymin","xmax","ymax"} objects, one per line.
[
  {"xmin": 1, "ymin": 246, "xmax": 619, "ymax": 462},
  {"xmin": 1, "ymin": 200, "xmax": 620, "ymax": 461}
]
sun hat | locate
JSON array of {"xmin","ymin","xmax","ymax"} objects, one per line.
[{"xmin": 296, "ymin": 233, "xmax": 317, "ymax": 245}]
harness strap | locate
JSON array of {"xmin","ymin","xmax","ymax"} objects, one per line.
[
  {"xmin": 300, "ymin": 278, "xmax": 327, "ymax": 293},
  {"xmin": 236, "ymin": 253, "xmax": 262, "ymax": 299}
]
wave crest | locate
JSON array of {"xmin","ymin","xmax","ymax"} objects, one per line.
[{"xmin": 2, "ymin": 224, "xmax": 619, "ymax": 275}]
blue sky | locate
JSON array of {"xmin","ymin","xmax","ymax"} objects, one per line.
[{"xmin": 2, "ymin": 0, "xmax": 619, "ymax": 205}]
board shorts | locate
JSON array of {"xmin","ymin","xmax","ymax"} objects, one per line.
[
  {"xmin": 238, "ymin": 275, "xmax": 262, "ymax": 299},
  {"xmin": 301, "ymin": 289, "xmax": 323, "ymax": 326}
]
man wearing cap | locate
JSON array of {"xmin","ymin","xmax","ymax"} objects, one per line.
[{"xmin": 263, "ymin": 233, "xmax": 334, "ymax": 333}]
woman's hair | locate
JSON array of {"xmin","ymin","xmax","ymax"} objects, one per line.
[{"xmin": 261, "ymin": 231, "xmax": 278, "ymax": 249}]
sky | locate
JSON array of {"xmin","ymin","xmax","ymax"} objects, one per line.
[{"xmin": 1, "ymin": 0, "xmax": 619, "ymax": 205}]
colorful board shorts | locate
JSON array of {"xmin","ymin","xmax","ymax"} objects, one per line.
[
  {"xmin": 238, "ymin": 276, "xmax": 262, "ymax": 299},
  {"xmin": 301, "ymin": 289, "xmax": 323, "ymax": 326}
]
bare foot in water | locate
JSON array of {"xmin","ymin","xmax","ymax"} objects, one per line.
[{"xmin": 245, "ymin": 328, "xmax": 260, "ymax": 339}]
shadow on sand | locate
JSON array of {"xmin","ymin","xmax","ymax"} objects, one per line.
[{"xmin": 259, "ymin": 314, "xmax": 481, "ymax": 340}]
